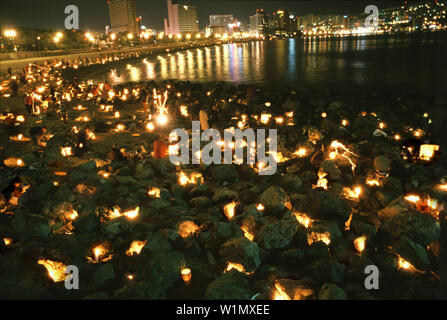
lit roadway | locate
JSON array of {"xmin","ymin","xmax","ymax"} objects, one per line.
[{"xmin": 0, "ymin": 39, "xmax": 254, "ymax": 73}]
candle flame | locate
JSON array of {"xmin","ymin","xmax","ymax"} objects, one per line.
[
  {"xmin": 38, "ymin": 259, "xmax": 68, "ymax": 282},
  {"xmin": 125, "ymin": 240, "xmax": 147, "ymax": 256}
]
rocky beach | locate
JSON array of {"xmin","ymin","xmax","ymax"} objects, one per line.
[{"xmin": 1, "ymin": 53, "xmax": 447, "ymax": 300}]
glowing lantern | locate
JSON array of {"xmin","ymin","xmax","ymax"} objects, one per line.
[
  {"xmin": 313, "ymin": 169, "xmax": 328, "ymax": 190},
  {"xmin": 273, "ymin": 281, "xmax": 291, "ymax": 300},
  {"xmin": 88, "ymin": 244, "xmax": 112, "ymax": 263},
  {"xmin": 419, "ymin": 144, "xmax": 440, "ymax": 161},
  {"xmin": 223, "ymin": 201, "xmax": 237, "ymax": 220},
  {"xmin": 260, "ymin": 114, "xmax": 272, "ymax": 124},
  {"xmin": 156, "ymin": 114, "xmax": 168, "ymax": 125},
  {"xmin": 224, "ymin": 262, "xmax": 253, "ymax": 275},
  {"xmin": 148, "ymin": 187, "xmax": 161, "ymax": 198},
  {"xmin": 342, "ymin": 186, "xmax": 362, "ymax": 200},
  {"xmin": 181, "ymin": 268, "xmax": 192, "ymax": 284},
  {"xmin": 405, "ymin": 194, "xmax": 420, "ymax": 203},
  {"xmin": 115, "ymin": 124, "xmax": 125, "ymax": 132},
  {"xmin": 4, "ymin": 158, "xmax": 25, "ymax": 167},
  {"xmin": 61, "ymin": 147, "xmax": 72, "ymax": 157},
  {"xmin": 307, "ymin": 232, "xmax": 331, "ymax": 246},
  {"xmin": 241, "ymin": 225, "xmax": 254, "ymax": 241},
  {"xmin": 125, "ymin": 240, "xmax": 147, "ymax": 256},
  {"xmin": 354, "ymin": 236, "xmax": 366, "ymax": 253},
  {"xmin": 180, "ymin": 105, "xmax": 189, "ymax": 117},
  {"xmin": 146, "ymin": 122, "xmax": 155, "ymax": 132},
  {"xmin": 294, "ymin": 148, "xmax": 307, "ymax": 158},
  {"xmin": 293, "ymin": 212, "xmax": 312, "ymax": 228},
  {"xmin": 397, "ymin": 256, "xmax": 417, "ymax": 272},
  {"xmin": 366, "ymin": 178, "xmax": 380, "ymax": 187},
  {"xmin": 123, "ymin": 207, "xmax": 139, "ymax": 219},
  {"xmin": 37, "ymin": 259, "xmax": 68, "ymax": 282},
  {"xmin": 178, "ymin": 221, "xmax": 200, "ymax": 238},
  {"xmin": 256, "ymin": 204, "xmax": 265, "ymax": 211}
]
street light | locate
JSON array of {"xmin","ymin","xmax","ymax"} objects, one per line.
[
  {"xmin": 110, "ymin": 33, "xmax": 117, "ymax": 41},
  {"xmin": 4, "ymin": 29, "xmax": 17, "ymax": 38},
  {"xmin": 127, "ymin": 33, "xmax": 134, "ymax": 40}
]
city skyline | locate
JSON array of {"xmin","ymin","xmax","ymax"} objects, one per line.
[{"xmin": 1, "ymin": 0, "xmax": 399, "ymax": 32}]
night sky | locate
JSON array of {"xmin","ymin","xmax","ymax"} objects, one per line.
[{"xmin": 0, "ymin": 0, "xmax": 402, "ymax": 32}]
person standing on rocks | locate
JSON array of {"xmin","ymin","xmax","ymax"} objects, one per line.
[
  {"xmin": 24, "ymin": 93, "xmax": 33, "ymax": 115},
  {"xmin": 58, "ymin": 102, "xmax": 69, "ymax": 123},
  {"xmin": 199, "ymin": 107, "xmax": 209, "ymax": 130},
  {"xmin": 30, "ymin": 126, "xmax": 48, "ymax": 147},
  {"xmin": 76, "ymin": 127, "xmax": 88, "ymax": 156}
]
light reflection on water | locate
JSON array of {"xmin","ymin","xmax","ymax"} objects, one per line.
[{"xmin": 102, "ymin": 35, "xmax": 447, "ymax": 94}]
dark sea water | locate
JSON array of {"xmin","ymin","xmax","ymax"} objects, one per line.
[{"xmin": 90, "ymin": 33, "xmax": 447, "ymax": 96}]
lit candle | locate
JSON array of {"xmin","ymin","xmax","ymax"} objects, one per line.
[{"xmin": 181, "ymin": 268, "xmax": 192, "ymax": 284}]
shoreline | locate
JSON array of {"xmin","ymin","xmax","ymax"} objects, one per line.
[{"xmin": 1, "ymin": 38, "xmax": 259, "ymax": 74}]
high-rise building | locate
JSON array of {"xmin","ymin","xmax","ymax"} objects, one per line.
[
  {"xmin": 165, "ymin": 0, "xmax": 199, "ymax": 35},
  {"xmin": 210, "ymin": 15, "xmax": 233, "ymax": 27},
  {"xmin": 249, "ymin": 13, "xmax": 263, "ymax": 35},
  {"xmin": 107, "ymin": 0, "xmax": 139, "ymax": 35},
  {"xmin": 272, "ymin": 10, "xmax": 298, "ymax": 34}
]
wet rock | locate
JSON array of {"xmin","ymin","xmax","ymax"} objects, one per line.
[
  {"xmin": 11, "ymin": 213, "xmax": 51, "ymax": 238},
  {"xmin": 255, "ymin": 216, "xmax": 298, "ymax": 250},
  {"xmin": 200, "ymin": 222, "xmax": 239, "ymax": 253},
  {"xmin": 212, "ymin": 165, "xmax": 239, "ymax": 183},
  {"xmin": 274, "ymin": 174, "xmax": 303, "ymax": 193},
  {"xmin": 91, "ymin": 263, "xmax": 115, "ymax": 287},
  {"xmin": 72, "ymin": 213, "xmax": 99, "ymax": 233},
  {"xmin": 258, "ymin": 186, "xmax": 292, "ymax": 215},
  {"xmin": 393, "ymin": 236, "xmax": 430, "ymax": 271},
  {"xmin": 115, "ymin": 176, "xmax": 139, "ymax": 188},
  {"xmin": 148, "ymin": 198, "xmax": 171, "ymax": 210},
  {"xmin": 212, "ymin": 187, "xmax": 238, "ymax": 203},
  {"xmin": 344, "ymin": 283, "xmax": 375, "ymax": 300},
  {"xmin": 150, "ymin": 158, "xmax": 175, "ymax": 176},
  {"xmin": 191, "ymin": 184, "xmax": 209, "ymax": 197},
  {"xmin": 205, "ymin": 271, "xmax": 252, "ymax": 300},
  {"xmin": 377, "ymin": 196, "xmax": 412, "ymax": 220},
  {"xmin": 113, "ymin": 283, "xmax": 146, "ymax": 299},
  {"xmin": 279, "ymin": 248, "xmax": 305, "ymax": 264},
  {"xmin": 307, "ymin": 127, "xmax": 324, "ymax": 143},
  {"xmin": 318, "ymin": 283, "xmax": 348, "ymax": 300},
  {"xmin": 378, "ymin": 211, "xmax": 440, "ymax": 246},
  {"xmin": 77, "ymin": 160, "xmax": 97, "ymax": 172},
  {"xmin": 321, "ymin": 160, "xmax": 341, "ymax": 180},
  {"xmin": 299, "ymin": 190, "xmax": 351, "ymax": 222},
  {"xmin": 220, "ymin": 237, "xmax": 261, "ymax": 272},
  {"xmin": 68, "ymin": 171, "xmax": 87, "ymax": 188},
  {"xmin": 309, "ymin": 258, "xmax": 345, "ymax": 284},
  {"xmin": 274, "ymin": 279, "xmax": 315, "ymax": 300},
  {"xmin": 190, "ymin": 196, "xmax": 212, "ymax": 209},
  {"xmin": 374, "ymin": 155, "xmax": 391, "ymax": 175},
  {"xmin": 0, "ymin": 276, "xmax": 53, "ymax": 299},
  {"xmin": 310, "ymin": 220, "xmax": 342, "ymax": 241},
  {"xmin": 135, "ymin": 162, "xmax": 155, "ymax": 180},
  {"xmin": 143, "ymin": 250, "xmax": 184, "ymax": 299}
]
